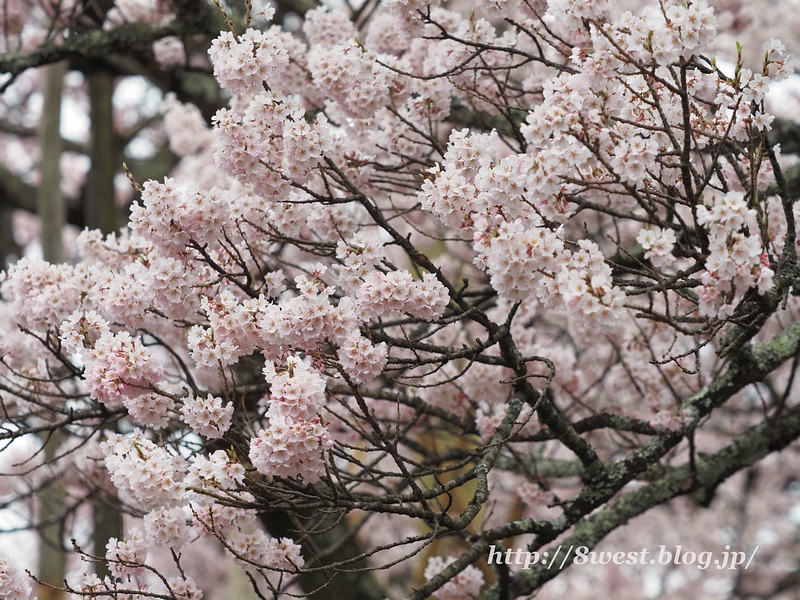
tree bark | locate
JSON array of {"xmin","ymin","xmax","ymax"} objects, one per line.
[
  {"xmin": 37, "ymin": 60, "xmax": 68, "ymax": 264},
  {"xmin": 35, "ymin": 60, "xmax": 68, "ymax": 599},
  {"xmin": 86, "ymin": 69, "xmax": 117, "ymax": 235},
  {"xmin": 38, "ymin": 432, "xmax": 67, "ymax": 600},
  {"xmin": 0, "ymin": 206, "xmax": 20, "ymax": 269},
  {"xmin": 87, "ymin": 68, "xmax": 125, "ymax": 576}
]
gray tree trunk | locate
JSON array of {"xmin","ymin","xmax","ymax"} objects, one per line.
[
  {"xmin": 37, "ymin": 60, "xmax": 67, "ymax": 264},
  {"xmin": 36, "ymin": 60, "xmax": 68, "ymax": 600},
  {"xmin": 87, "ymin": 68, "xmax": 124, "ymax": 579},
  {"xmin": 86, "ymin": 70, "xmax": 117, "ymax": 235}
]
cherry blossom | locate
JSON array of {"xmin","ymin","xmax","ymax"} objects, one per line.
[
  {"xmin": 0, "ymin": 0, "xmax": 798, "ymax": 598},
  {"xmin": 423, "ymin": 556, "xmax": 485, "ymax": 600},
  {"xmin": 0, "ymin": 554, "xmax": 31, "ymax": 600},
  {"xmin": 180, "ymin": 393, "xmax": 234, "ymax": 439}
]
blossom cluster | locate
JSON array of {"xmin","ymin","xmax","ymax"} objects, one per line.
[
  {"xmin": 473, "ymin": 219, "xmax": 624, "ymax": 329},
  {"xmin": 0, "ymin": 554, "xmax": 31, "ymax": 600},
  {"xmin": 357, "ymin": 271, "xmax": 450, "ymax": 322},
  {"xmin": 83, "ymin": 331, "xmax": 165, "ymax": 406},
  {"xmin": 208, "ymin": 27, "xmax": 288, "ymax": 97},
  {"xmin": 106, "ymin": 527, "xmax": 149, "ymax": 578},
  {"xmin": 101, "ymin": 429, "xmax": 185, "ymax": 510},
  {"xmin": 337, "ymin": 332, "xmax": 387, "ymax": 384},
  {"xmin": 97, "ymin": 426, "xmax": 306, "ymax": 582},
  {"xmin": 0, "ymin": 0, "xmax": 794, "ymax": 596},
  {"xmin": 613, "ymin": 0, "xmax": 716, "ymax": 62},
  {"xmin": 153, "ymin": 36, "xmax": 187, "ymax": 68},
  {"xmin": 423, "ymin": 556, "xmax": 485, "ymax": 600},
  {"xmin": 334, "ymin": 232, "xmax": 384, "ymax": 293},
  {"xmin": 144, "ymin": 507, "xmax": 192, "ymax": 548},
  {"xmin": 696, "ymin": 192, "xmax": 775, "ymax": 317},
  {"xmin": 308, "ymin": 42, "xmax": 396, "ymax": 119},
  {"xmin": 185, "ymin": 449, "xmax": 247, "ymax": 492},
  {"xmin": 249, "ymin": 355, "xmax": 333, "ymax": 482},
  {"xmin": 637, "ymin": 227, "xmax": 677, "ymax": 270},
  {"xmin": 192, "ymin": 504, "xmax": 257, "ymax": 538},
  {"xmin": 180, "ymin": 393, "xmax": 234, "ymax": 439},
  {"xmin": 70, "ymin": 568, "xmax": 203, "ymax": 600},
  {"xmin": 227, "ymin": 530, "xmax": 305, "ymax": 572},
  {"xmin": 249, "ymin": 420, "xmax": 331, "ymax": 482},
  {"xmin": 161, "ymin": 93, "xmax": 214, "ymax": 157},
  {"xmin": 1, "ymin": 258, "xmax": 84, "ymax": 332}
]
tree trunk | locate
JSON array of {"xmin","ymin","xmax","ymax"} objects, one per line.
[
  {"xmin": 36, "ymin": 60, "xmax": 69, "ymax": 600},
  {"xmin": 38, "ymin": 432, "xmax": 67, "ymax": 600},
  {"xmin": 0, "ymin": 206, "xmax": 20, "ymax": 269},
  {"xmin": 87, "ymin": 69, "xmax": 125, "ymax": 575},
  {"xmin": 37, "ymin": 60, "xmax": 67, "ymax": 264},
  {"xmin": 86, "ymin": 69, "xmax": 117, "ymax": 235}
]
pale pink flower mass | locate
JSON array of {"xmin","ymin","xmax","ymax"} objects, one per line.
[{"xmin": 0, "ymin": 0, "xmax": 797, "ymax": 597}]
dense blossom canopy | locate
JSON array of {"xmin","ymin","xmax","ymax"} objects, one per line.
[{"xmin": 1, "ymin": 0, "xmax": 799, "ymax": 598}]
